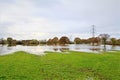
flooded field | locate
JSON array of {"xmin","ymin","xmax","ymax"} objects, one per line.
[{"xmin": 0, "ymin": 44, "xmax": 120, "ymax": 55}]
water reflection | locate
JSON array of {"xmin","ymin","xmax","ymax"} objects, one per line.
[
  {"xmin": 60, "ymin": 48, "xmax": 69, "ymax": 52},
  {"xmin": 111, "ymin": 45, "xmax": 116, "ymax": 50},
  {"xmin": 53, "ymin": 48, "xmax": 69, "ymax": 52},
  {"xmin": 89, "ymin": 48, "xmax": 101, "ymax": 52},
  {"xmin": 0, "ymin": 44, "xmax": 120, "ymax": 55},
  {"xmin": 53, "ymin": 48, "xmax": 58, "ymax": 51},
  {"xmin": 103, "ymin": 46, "xmax": 106, "ymax": 52},
  {"xmin": 7, "ymin": 44, "xmax": 16, "ymax": 47}
]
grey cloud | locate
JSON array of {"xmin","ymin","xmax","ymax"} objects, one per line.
[{"xmin": 0, "ymin": 0, "xmax": 120, "ymax": 39}]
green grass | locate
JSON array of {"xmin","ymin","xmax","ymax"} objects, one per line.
[{"xmin": 0, "ymin": 51, "xmax": 120, "ymax": 80}]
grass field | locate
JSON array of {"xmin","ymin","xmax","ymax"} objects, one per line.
[{"xmin": 0, "ymin": 51, "xmax": 120, "ymax": 80}]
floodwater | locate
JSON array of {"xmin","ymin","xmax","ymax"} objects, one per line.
[{"xmin": 0, "ymin": 44, "xmax": 120, "ymax": 55}]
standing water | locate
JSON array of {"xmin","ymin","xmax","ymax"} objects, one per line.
[{"xmin": 0, "ymin": 44, "xmax": 120, "ymax": 55}]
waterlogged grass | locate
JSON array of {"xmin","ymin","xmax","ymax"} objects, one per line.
[{"xmin": 0, "ymin": 51, "xmax": 120, "ymax": 80}]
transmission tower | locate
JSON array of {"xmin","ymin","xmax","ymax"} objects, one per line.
[
  {"xmin": 92, "ymin": 25, "xmax": 95, "ymax": 38},
  {"xmin": 92, "ymin": 25, "xmax": 95, "ymax": 46}
]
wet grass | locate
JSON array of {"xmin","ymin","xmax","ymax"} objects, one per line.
[{"xmin": 0, "ymin": 51, "xmax": 120, "ymax": 80}]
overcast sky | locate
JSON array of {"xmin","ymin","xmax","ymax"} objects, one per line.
[{"xmin": 0, "ymin": 0, "xmax": 120, "ymax": 40}]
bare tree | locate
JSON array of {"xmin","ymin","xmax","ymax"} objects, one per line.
[{"xmin": 99, "ymin": 34, "xmax": 110, "ymax": 47}]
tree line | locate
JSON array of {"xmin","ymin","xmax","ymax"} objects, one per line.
[{"xmin": 0, "ymin": 34, "xmax": 120, "ymax": 46}]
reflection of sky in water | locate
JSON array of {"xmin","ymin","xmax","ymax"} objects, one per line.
[{"xmin": 0, "ymin": 44, "xmax": 120, "ymax": 55}]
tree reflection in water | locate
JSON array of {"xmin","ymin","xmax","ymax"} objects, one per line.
[
  {"xmin": 60, "ymin": 48, "xmax": 69, "ymax": 52},
  {"xmin": 53, "ymin": 48, "xmax": 69, "ymax": 52}
]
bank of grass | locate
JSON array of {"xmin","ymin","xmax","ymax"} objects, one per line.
[{"xmin": 0, "ymin": 51, "xmax": 120, "ymax": 80}]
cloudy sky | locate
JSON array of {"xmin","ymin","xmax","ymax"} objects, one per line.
[{"xmin": 0, "ymin": 0, "xmax": 120, "ymax": 40}]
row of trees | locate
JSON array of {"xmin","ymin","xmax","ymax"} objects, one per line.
[
  {"xmin": 47, "ymin": 37, "xmax": 70, "ymax": 45},
  {"xmin": 0, "ymin": 37, "xmax": 70, "ymax": 46},
  {"xmin": 0, "ymin": 35, "xmax": 120, "ymax": 46},
  {"xmin": 0, "ymin": 38, "xmax": 40, "ymax": 46}
]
